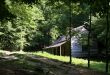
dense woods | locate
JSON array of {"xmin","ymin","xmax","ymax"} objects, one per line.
[{"xmin": 0, "ymin": 0, "xmax": 109, "ymax": 53}]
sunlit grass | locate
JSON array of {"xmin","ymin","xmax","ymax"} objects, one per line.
[
  {"xmin": 0, "ymin": 50, "xmax": 26, "ymax": 55},
  {"xmin": 34, "ymin": 51, "xmax": 88, "ymax": 67},
  {"xmin": 34, "ymin": 51, "xmax": 109, "ymax": 73}
]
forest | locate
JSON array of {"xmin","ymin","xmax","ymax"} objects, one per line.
[
  {"xmin": 0, "ymin": 0, "xmax": 109, "ymax": 53},
  {"xmin": 0, "ymin": 0, "xmax": 110, "ymax": 75}
]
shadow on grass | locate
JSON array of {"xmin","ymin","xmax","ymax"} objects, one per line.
[
  {"xmin": 0, "ymin": 50, "xmax": 109, "ymax": 75},
  {"xmin": 34, "ymin": 51, "xmax": 110, "ymax": 74}
]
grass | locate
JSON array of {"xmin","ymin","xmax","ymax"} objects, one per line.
[
  {"xmin": 0, "ymin": 50, "xmax": 109, "ymax": 73},
  {"xmin": 33, "ymin": 51, "xmax": 110, "ymax": 73}
]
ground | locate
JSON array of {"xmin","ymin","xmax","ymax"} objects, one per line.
[{"xmin": 0, "ymin": 51, "xmax": 109, "ymax": 75}]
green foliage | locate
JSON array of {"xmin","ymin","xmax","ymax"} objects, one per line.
[
  {"xmin": 0, "ymin": 21, "xmax": 15, "ymax": 50},
  {"xmin": 0, "ymin": 0, "xmax": 109, "ymax": 51},
  {"xmin": 50, "ymin": 26, "xmax": 60, "ymax": 41},
  {"xmin": 0, "ymin": 0, "xmax": 44, "ymax": 51},
  {"xmin": 91, "ymin": 15, "xmax": 110, "ymax": 51}
]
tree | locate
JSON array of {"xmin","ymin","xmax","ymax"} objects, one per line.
[{"xmin": 0, "ymin": 0, "xmax": 44, "ymax": 51}]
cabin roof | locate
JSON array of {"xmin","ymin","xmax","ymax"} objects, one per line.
[
  {"xmin": 44, "ymin": 25, "xmax": 88, "ymax": 49},
  {"xmin": 45, "ymin": 41, "xmax": 66, "ymax": 49},
  {"xmin": 52, "ymin": 35, "xmax": 68, "ymax": 45}
]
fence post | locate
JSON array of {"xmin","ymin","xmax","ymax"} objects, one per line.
[
  {"xmin": 105, "ymin": 0, "xmax": 109, "ymax": 73},
  {"xmin": 69, "ymin": 0, "xmax": 72, "ymax": 64},
  {"xmin": 88, "ymin": 0, "xmax": 92, "ymax": 68},
  {"xmin": 60, "ymin": 46, "xmax": 62, "ymax": 56}
]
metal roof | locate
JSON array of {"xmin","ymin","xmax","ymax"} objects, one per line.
[{"xmin": 45, "ymin": 41, "xmax": 66, "ymax": 49}]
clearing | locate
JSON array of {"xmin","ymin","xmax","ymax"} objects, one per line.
[{"xmin": 0, "ymin": 51, "xmax": 109, "ymax": 75}]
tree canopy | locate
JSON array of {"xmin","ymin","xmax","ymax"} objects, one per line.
[{"xmin": 0, "ymin": 0, "xmax": 109, "ymax": 52}]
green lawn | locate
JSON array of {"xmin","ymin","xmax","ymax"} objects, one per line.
[{"xmin": 33, "ymin": 51, "xmax": 110, "ymax": 73}]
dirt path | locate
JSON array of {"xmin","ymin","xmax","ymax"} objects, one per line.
[{"xmin": 0, "ymin": 51, "xmax": 109, "ymax": 75}]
